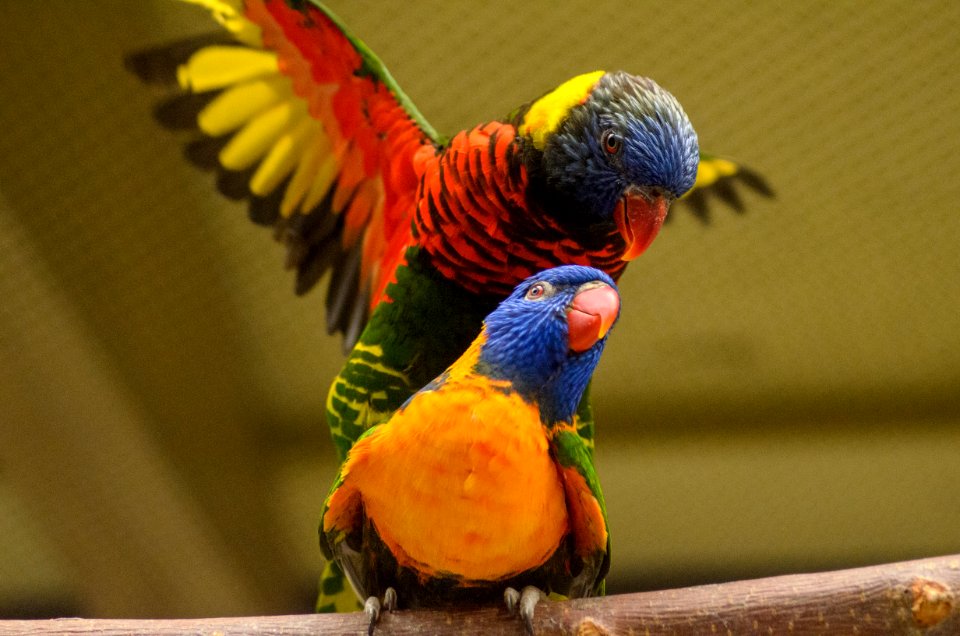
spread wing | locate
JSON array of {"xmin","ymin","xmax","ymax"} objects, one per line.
[
  {"xmin": 128, "ymin": 0, "xmax": 440, "ymax": 348},
  {"xmin": 678, "ymin": 153, "xmax": 775, "ymax": 222}
]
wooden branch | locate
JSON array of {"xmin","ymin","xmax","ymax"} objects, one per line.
[{"xmin": 2, "ymin": 554, "xmax": 957, "ymax": 635}]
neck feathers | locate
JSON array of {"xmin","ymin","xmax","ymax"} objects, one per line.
[
  {"xmin": 472, "ymin": 324, "xmax": 602, "ymax": 427},
  {"xmin": 517, "ymin": 71, "xmax": 605, "ymax": 150},
  {"xmin": 412, "ymin": 121, "xmax": 627, "ymax": 298}
]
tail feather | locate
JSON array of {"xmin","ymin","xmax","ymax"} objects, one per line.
[{"xmin": 315, "ymin": 561, "xmax": 362, "ymax": 613}]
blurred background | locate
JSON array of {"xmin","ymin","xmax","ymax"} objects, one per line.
[{"xmin": 1, "ymin": 0, "xmax": 959, "ymax": 620}]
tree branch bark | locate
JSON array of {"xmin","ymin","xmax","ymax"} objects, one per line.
[{"xmin": 1, "ymin": 554, "xmax": 957, "ymax": 635}]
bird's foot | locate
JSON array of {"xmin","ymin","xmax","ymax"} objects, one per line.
[
  {"xmin": 504, "ymin": 586, "xmax": 546, "ymax": 635},
  {"xmin": 363, "ymin": 588, "xmax": 397, "ymax": 636}
]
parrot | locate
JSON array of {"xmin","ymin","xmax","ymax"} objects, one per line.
[
  {"xmin": 320, "ymin": 264, "xmax": 620, "ymax": 634},
  {"xmin": 127, "ymin": 0, "xmax": 772, "ymax": 612}
]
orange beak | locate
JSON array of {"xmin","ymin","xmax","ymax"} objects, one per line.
[
  {"xmin": 614, "ymin": 188, "xmax": 670, "ymax": 261},
  {"xmin": 567, "ymin": 283, "xmax": 620, "ymax": 353}
]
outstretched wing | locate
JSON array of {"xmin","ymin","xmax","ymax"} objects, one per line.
[
  {"xmin": 678, "ymin": 153, "xmax": 774, "ymax": 222},
  {"xmin": 128, "ymin": 0, "xmax": 440, "ymax": 348}
]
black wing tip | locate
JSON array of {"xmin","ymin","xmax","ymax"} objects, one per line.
[
  {"xmin": 677, "ymin": 190, "xmax": 711, "ymax": 224},
  {"xmin": 154, "ymin": 93, "xmax": 218, "ymax": 130},
  {"xmin": 290, "ymin": 189, "xmax": 343, "ymax": 285},
  {"xmin": 124, "ymin": 33, "xmax": 232, "ymax": 85},
  {"xmin": 325, "ymin": 241, "xmax": 363, "ymax": 336},
  {"xmin": 714, "ymin": 178, "xmax": 745, "ymax": 213},
  {"xmin": 294, "ymin": 240, "xmax": 337, "ymax": 296},
  {"xmin": 677, "ymin": 163, "xmax": 775, "ymax": 223},
  {"xmin": 129, "ymin": 31, "xmax": 373, "ymax": 352},
  {"xmin": 200, "ymin": 157, "xmax": 365, "ymax": 349},
  {"xmin": 215, "ymin": 166, "xmax": 255, "ymax": 201},
  {"xmin": 736, "ymin": 166, "xmax": 776, "ymax": 199},
  {"xmin": 248, "ymin": 183, "xmax": 286, "ymax": 227},
  {"xmin": 323, "ymin": 235, "xmax": 371, "ymax": 352},
  {"xmin": 184, "ymin": 135, "xmax": 225, "ymax": 172},
  {"xmin": 124, "ymin": 48, "xmax": 176, "ymax": 85},
  {"xmin": 341, "ymin": 289, "xmax": 369, "ymax": 354}
]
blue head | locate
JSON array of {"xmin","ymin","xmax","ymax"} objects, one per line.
[
  {"xmin": 527, "ymin": 71, "xmax": 700, "ymax": 261},
  {"xmin": 477, "ymin": 265, "xmax": 621, "ymax": 425}
]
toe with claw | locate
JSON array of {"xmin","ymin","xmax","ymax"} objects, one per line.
[
  {"xmin": 504, "ymin": 585, "xmax": 546, "ymax": 635},
  {"xmin": 504, "ymin": 587, "xmax": 521, "ymax": 615},
  {"xmin": 363, "ymin": 587, "xmax": 397, "ymax": 636}
]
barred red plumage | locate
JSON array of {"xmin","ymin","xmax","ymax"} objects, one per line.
[
  {"xmin": 413, "ymin": 122, "xmax": 628, "ymax": 296},
  {"xmin": 251, "ymin": 0, "xmax": 433, "ymax": 311}
]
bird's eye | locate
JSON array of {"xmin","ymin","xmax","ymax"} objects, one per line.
[
  {"xmin": 601, "ymin": 129, "xmax": 622, "ymax": 155},
  {"xmin": 525, "ymin": 282, "xmax": 548, "ymax": 300}
]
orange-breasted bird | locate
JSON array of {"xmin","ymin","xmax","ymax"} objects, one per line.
[
  {"xmin": 320, "ymin": 265, "xmax": 620, "ymax": 633},
  {"xmin": 128, "ymin": 0, "xmax": 771, "ymax": 610},
  {"xmin": 130, "ymin": 0, "xmax": 770, "ymax": 461}
]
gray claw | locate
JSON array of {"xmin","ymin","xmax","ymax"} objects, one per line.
[
  {"xmin": 363, "ymin": 596, "xmax": 380, "ymax": 636},
  {"xmin": 364, "ymin": 589, "xmax": 398, "ymax": 636},
  {"xmin": 383, "ymin": 587, "xmax": 397, "ymax": 611},
  {"xmin": 519, "ymin": 586, "xmax": 546, "ymax": 635},
  {"xmin": 504, "ymin": 587, "xmax": 520, "ymax": 615}
]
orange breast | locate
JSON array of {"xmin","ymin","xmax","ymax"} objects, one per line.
[{"xmin": 344, "ymin": 381, "xmax": 569, "ymax": 582}]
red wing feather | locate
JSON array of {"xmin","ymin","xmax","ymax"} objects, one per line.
[
  {"xmin": 159, "ymin": 0, "xmax": 438, "ymax": 348},
  {"xmin": 251, "ymin": 0, "xmax": 435, "ymax": 321}
]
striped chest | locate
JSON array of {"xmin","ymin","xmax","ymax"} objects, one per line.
[{"xmin": 412, "ymin": 122, "xmax": 627, "ymax": 297}]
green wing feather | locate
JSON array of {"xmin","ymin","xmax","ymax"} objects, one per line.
[
  {"xmin": 551, "ymin": 428, "xmax": 610, "ymax": 596},
  {"xmin": 552, "ymin": 429, "xmax": 607, "ymax": 518}
]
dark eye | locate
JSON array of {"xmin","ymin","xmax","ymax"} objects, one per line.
[
  {"xmin": 601, "ymin": 129, "xmax": 622, "ymax": 155},
  {"xmin": 525, "ymin": 282, "xmax": 547, "ymax": 300}
]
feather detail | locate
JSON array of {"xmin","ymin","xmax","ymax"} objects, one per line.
[
  {"xmin": 677, "ymin": 155, "xmax": 775, "ymax": 223},
  {"xmin": 250, "ymin": 112, "xmax": 314, "ymax": 195},
  {"xmin": 248, "ymin": 0, "xmax": 434, "ymax": 325},
  {"xmin": 177, "ymin": 45, "xmax": 276, "ymax": 92},
  {"xmin": 333, "ymin": 380, "xmax": 568, "ymax": 583},
  {"xmin": 690, "ymin": 156, "xmax": 738, "ymax": 190},
  {"xmin": 279, "ymin": 122, "xmax": 329, "ymax": 217},
  {"xmin": 219, "ymin": 99, "xmax": 307, "ymax": 171},
  {"xmin": 326, "ymin": 241, "xmax": 363, "ymax": 336},
  {"xmin": 196, "ymin": 75, "xmax": 289, "ymax": 136},
  {"xmin": 180, "ymin": 0, "xmax": 262, "ymax": 46},
  {"xmin": 302, "ymin": 142, "xmax": 345, "ymax": 214},
  {"xmin": 330, "ymin": 143, "xmax": 366, "ymax": 214},
  {"xmin": 320, "ymin": 266, "xmax": 615, "ymax": 604},
  {"xmin": 519, "ymin": 71, "xmax": 604, "ymax": 150},
  {"xmin": 159, "ymin": 0, "xmax": 437, "ymax": 345},
  {"xmin": 413, "ymin": 122, "xmax": 627, "ymax": 296}
]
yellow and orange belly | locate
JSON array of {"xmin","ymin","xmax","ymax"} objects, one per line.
[{"xmin": 344, "ymin": 384, "xmax": 568, "ymax": 583}]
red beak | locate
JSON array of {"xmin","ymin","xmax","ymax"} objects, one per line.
[
  {"xmin": 614, "ymin": 188, "xmax": 670, "ymax": 261},
  {"xmin": 567, "ymin": 283, "xmax": 620, "ymax": 353}
]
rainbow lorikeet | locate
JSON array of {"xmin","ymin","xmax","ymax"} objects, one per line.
[
  {"xmin": 128, "ymin": 0, "xmax": 771, "ymax": 612},
  {"xmin": 132, "ymin": 0, "xmax": 770, "ymax": 455},
  {"xmin": 321, "ymin": 265, "xmax": 619, "ymax": 633}
]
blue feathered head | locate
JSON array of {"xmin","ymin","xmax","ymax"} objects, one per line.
[
  {"xmin": 523, "ymin": 71, "xmax": 699, "ymax": 261},
  {"xmin": 478, "ymin": 265, "xmax": 620, "ymax": 424}
]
